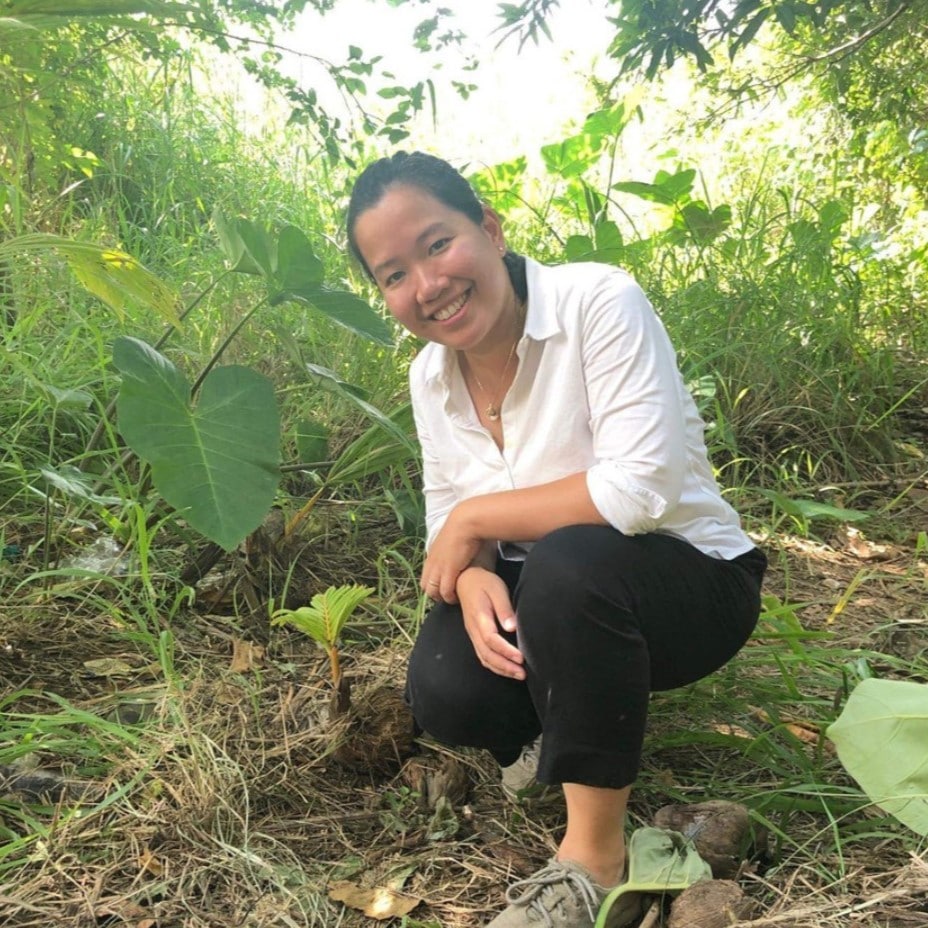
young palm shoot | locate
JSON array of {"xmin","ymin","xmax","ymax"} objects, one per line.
[{"xmin": 271, "ymin": 584, "xmax": 374, "ymax": 693}]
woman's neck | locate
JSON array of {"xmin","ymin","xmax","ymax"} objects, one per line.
[{"xmin": 459, "ymin": 293, "xmax": 526, "ymax": 375}]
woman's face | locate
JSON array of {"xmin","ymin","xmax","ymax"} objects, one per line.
[{"xmin": 352, "ymin": 184, "xmax": 516, "ymax": 355}]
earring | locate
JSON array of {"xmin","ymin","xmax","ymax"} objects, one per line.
[{"xmin": 498, "ymin": 245, "xmax": 505, "ymax": 254}]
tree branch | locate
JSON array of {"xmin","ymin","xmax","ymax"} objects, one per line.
[{"xmin": 806, "ymin": 1, "xmax": 911, "ymax": 62}]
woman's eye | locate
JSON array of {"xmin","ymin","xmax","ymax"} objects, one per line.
[
  {"xmin": 384, "ymin": 270, "xmax": 405, "ymax": 287},
  {"xmin": 428, "ymin": 237, "xmax": 451, "ymax": 255}
]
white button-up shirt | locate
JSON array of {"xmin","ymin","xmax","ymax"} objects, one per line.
[{"xmin": 410, "ymin": 258, "xmax": 754, "ymax": 560}]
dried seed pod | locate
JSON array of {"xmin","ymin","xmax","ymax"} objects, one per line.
[
  {"xmin": 667, "ymin": 879, "xmax": 755, "ymax": 928},
  {"xmin": 653, "ymin": 800, "xmax": 756, "ymax": 879}
]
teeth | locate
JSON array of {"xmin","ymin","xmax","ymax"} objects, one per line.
[{"xmin": 432, "ymin": 291, "xmax": 468, "ymax": 322}]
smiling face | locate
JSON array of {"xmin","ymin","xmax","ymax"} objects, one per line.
[{"xmin": 352, "ymin": 184, "xmax": 518, "ymax": 357}]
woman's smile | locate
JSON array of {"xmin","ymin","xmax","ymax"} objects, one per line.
[{"xmin": 429, "ymin": 288, "xmax": 471, "ymax": 324}]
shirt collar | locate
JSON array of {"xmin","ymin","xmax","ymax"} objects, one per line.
[{"xmin": 420, "ymin": 256, "xmax": 563, "ymax": 387}]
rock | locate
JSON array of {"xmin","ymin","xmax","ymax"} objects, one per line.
[
  {"xmin": 653, "ymin": 800, "xmax": 755, "ymax": 879},
  {"xmin": 667, "ymin": 879, "xmax": 754, "ymax": 928}
]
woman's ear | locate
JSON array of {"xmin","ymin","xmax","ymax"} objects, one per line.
[{"xmin": 481, "ymin": 206, "xmax": 505, "ymax": 249}]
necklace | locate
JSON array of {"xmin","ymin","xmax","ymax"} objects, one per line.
[{"xmin": 469, "ymin": 336, "xmax": 519, "ymax": 422}]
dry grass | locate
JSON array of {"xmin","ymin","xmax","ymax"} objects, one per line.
[{"xmin": 1, "ymin": 496, "xmax": 926, "ymax": 927}]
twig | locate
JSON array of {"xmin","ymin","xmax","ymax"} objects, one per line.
[{"xmin": 638, "ymin": 899, "xmax": 662, "ymax": 928}]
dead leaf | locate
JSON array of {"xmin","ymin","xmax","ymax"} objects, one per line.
[
  {"xmin": 845, "ymin": 527, "xmax": 890, "ymax": 561},
  {"xmin": 230, "ymin": 638, "xmax": 265, "ymax": 673},
  {"xmin": 138, "ymin": 846, "xmax": 163, "ymax": 876},
  {"xmin": 328, "ymin": 880, "xmax": 421, "ymax": 920},
  {"xmin": 83, "ymin": 658, "xmax": 134, "ymax": 677},
  {"xmin": 712, "ymin": 723, "xmax": 753, "ymax": 739},
  {"xmin": 751, "ymin": 708, "xmax": 834, "ymax": 752}
]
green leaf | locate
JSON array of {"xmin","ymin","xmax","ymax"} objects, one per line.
[
  {"xmin": 35, "ymin": 383, "xmax": 93, "ymax": 409},
  {"xmin": 113, "ymin": 337, "xmax": 281, "ymax": 551},
  {"xmin": 564, "ymin": 234, "xmax": 595, "ymax": 261},
  {"xmin": 827, "ymin": 678, "xmax": 928, "ymax": 835},
  {"xmin": 0, "ymin": 234, "xmax": 179, "ymax": 326},
  {"xmin": 305, "ymin": 365, "xmax": 416, "ymax": 455},
  {"xmin": 278, "ymin": 285, "xmax": 393, "ymax": 345},
  {"xmin": 328, "ymin": 402, "xmax": 417, "ymax": 485},
  {"xmin": 274, "ymin": 225, "xmax": 324, "ymax": 289},
  {"xmin": 212, "ymin": 208, "xmax": 259, "ymax": 274},
  {"xmin": 39, "ymin": 465, "xmax": 120, "ymax": 506},
  {"xmin": 757, "ymin": 489, "xmax": 870, "ymax": 524},
  {"xmin": 613, "ymin": 169, "xmax": 696, "ymax": 206},
  {"xmin": 294, "ymin": 418, "xmax": 330, "ymax": 465},
  {"xmin": 271, "ymin": 584, "xmax": 374, "ymax": 648},
  {"xmin": 595, "ymin": 827, "xmax": 711, "ymax": 927},
  {"xmin": 236, "ymin": 219, "xmax": 275, "ymax": 278}
]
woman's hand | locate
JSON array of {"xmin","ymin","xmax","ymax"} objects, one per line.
[
  {"xmin": 420, "ymin": 504, "xmax": 483, "ymax": 603},
  {"xmin": 456, "ymin": 567, "xmax": 525, "ymax": 680}
]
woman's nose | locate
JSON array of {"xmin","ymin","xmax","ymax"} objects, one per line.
[{"xmin": 415, "ymin": 264, "xmax": 446, "ymax": 303}]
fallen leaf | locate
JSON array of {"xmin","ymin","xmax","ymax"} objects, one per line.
[
  {"xmin": 138, "ymin": 846, "xmax": 163, "ymax": 876},
  {"xmin": 712, "ymin": 723, "xmax": 753, "ymax": 739},
  {"xmin": 83, "ymin": 658, "xmax": 134, "ymax": 677},
  {"xmin": 230, "ymin": 638, "xmax": 265, "ymax": 673},
  {"xmin": 751, "ymin": 708, "xmax": 834, "ymax": 752},
  {"xmin": 845, "ymin": 527, "xmax": 890, "ymax": 561},
  {"xmin": 328, "ymin": 880, "xmax": 421, "ymax": 919}
]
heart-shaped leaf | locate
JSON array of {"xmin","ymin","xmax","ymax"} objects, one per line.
[
  {"xmin": 113, "ymin": 336, "xmax": 281, "ymax": 551},
  {"xmin": 827, "ymin": 678, "xmax": 928, "ymax": 835}
]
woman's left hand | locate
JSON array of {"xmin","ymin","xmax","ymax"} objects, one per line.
[{"xmin": 420, "ymin": 506, "xmax": 483, "ymax": 604}]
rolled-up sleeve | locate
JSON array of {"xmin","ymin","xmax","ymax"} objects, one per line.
[{"xmin": 581, "ymin": 274, "xmax": 687, "ymax": 535}]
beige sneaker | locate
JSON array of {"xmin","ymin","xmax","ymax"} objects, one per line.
[
  {"xmin": 485, "ymin": 858, "xmax": 641, "ymax": 928},
  {"xmin": 500, "ymin": 736, "xmax": 548, "ymax": 803}
]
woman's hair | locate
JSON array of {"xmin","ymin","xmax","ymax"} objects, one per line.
[{"xmin": 346, "ymin": 150, "xmax": 527, "ymax": 302}]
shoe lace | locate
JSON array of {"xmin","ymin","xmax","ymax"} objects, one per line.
[
  {"xmin": 504, "ymin": 861, "xmax": 600, "ymax": 928},
  {"xmin": 520, "ymin": 735, "xmax": 542, "ymax": 768}
]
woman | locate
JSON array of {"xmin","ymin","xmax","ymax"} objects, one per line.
[{"xmin": 347, "ymin": 151, "xmax": 766, "ymax": 928}]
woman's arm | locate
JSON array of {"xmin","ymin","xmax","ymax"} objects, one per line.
[{"xmin": 421, "ymin": 472, "xmax": 605, "ymax": 602}]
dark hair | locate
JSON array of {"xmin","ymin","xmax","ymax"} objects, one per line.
[{"xmin": 346, "ymin": 150, "xmax": 527, "ymax": 302}]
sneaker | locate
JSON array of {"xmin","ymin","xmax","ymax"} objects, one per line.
[
  {"xmin": 485, "ymin": 858, "xmax": 641, "ymax": 928},
  {"xmin": 500, "ymin": 735, "xmax": 547, "ymax": 803}
]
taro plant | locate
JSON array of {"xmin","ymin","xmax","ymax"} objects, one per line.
[
  {"xmin": 271, "ymin": 584, "xmax": 375, "ymax": 691},
  {"xmin": 108, "ymin": 212, "xmax": 395, "ymax": 552}
]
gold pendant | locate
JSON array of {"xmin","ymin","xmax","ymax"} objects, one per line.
[{"xmin": 486, "ymin": 404, "xmax": 500, "ymax": 421}]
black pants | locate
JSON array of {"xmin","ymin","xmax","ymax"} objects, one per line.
[{"xmin": 406, "ymin": 525, "xmax": 766, "ymax": 789}]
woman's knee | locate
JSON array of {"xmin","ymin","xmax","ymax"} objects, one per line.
[{"xmin": 406, "ymin": 608, "xmax": 532, "ymax": 748}]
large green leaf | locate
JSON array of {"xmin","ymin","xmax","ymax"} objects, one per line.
[
  {"xmin": 827, "ymin": 678, "xmax": 928, "ymax": 835},
  {"xmin": 210, "ymin": 212, "xmax": 390, "ymax": 345},
  {"xmin": 113, "ymin": 337, "xmax": 281, "ymax": 552},
  {"xmin": 595, "ymin": 827, "xmax": 711, "ymax": 927}
]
